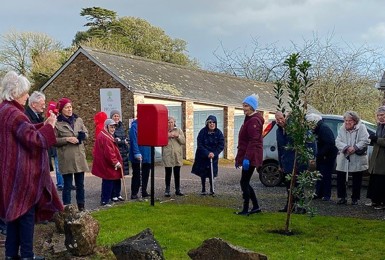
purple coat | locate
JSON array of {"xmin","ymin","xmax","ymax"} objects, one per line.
[
  {"xmin": 235, "ymin": 112, "xmax": 264, "ymax": 167},
  {"xmin": 0, "ymin": 100, "xmax": 63, "ymax": 222}
]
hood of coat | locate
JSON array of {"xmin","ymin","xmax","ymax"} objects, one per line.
[
  {"xmin": 205, "ymin": 115, "xmax": 217, "ymax": 129},
  {"xmin": 94, "ymin": 112, "xmax": 108, "ymax": 125}
]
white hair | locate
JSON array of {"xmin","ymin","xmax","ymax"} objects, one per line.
[
  {"xmin": 0, "ymin": 71, "xmax": 31, "ymax": 101},
  {"xmin": 305, "ymin": 113, "xmax": 322, "ymax": 123},
  {"xmin": 28, "ymin": 91, "xmax": 45, "ymax": 106}
]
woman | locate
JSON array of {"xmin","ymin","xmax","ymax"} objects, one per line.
[
  {"xmin": 110, "ymin": 110, "xmax": 129, "ymax": 202},
  {"xmin": 0, "ymin": 71, "xmax": 63, "ymax": 260},
  {"xmin": 234, "ymin": 94, "xmax": 263, "ymax": 215},
  {"xmin": 162, "ymin": 117, "xmax": 186, "ymax": 197},
  {"xmin": 191, "ymin": 115, "xmax": 224, "ymax": 196},
  {"xmin": 335, "ymin": 111, "xmax": 369, "ymax": 205},
  {"xmin": 55, "ymin": 97, "xmax": 89, "ymax": 211},
  {"xmin": 92, "ymin": 119, "xmax": 123, "ymax": 206},
  {"xmin": 366, "ymin": 106, "xmax": 385, "ymax": 209}
]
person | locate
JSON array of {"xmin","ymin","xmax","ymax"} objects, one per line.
[
  {"xmin": 162, "ymin": 117, "xmax": 186, "ymax": 197},
  {"xmin": 366, "ymin": 106, "xmax": 385, "ymax": 209},
  {"xmin": 55, "ymin": 97, "xmax": 89, "ymax": 211},
  {"xmin": 234, "ymin": 94, "xmax": 263, "ymax": 215},
  {"xmin": 306, "ymin": 113, "xmax": 338, "ymax": 201},
  {"xmin": 335, "ymin": 111, "xmax": 370, "ymax": 205},
  {"xmin": 93, "ymin": 111, "xmax": 108, "ymax": 141},
  {"xmin": 92, "ymin": 119, "xmax": 123, "ymax": 206},
  {"xmin": 25, "ymin": 92, "xmax": 64, "ymax": 191},
  {"xmin": 0, "ymin": 71, "xmax": 63, "ymax": 260},
  {"xmin": 191, "ymin": 115, "xmax": 224, "ymax": 196},
  {"xmin": 275, "ymin": 111, "xmax": 312, "ymax": 213},
  {"xmin": 129, "ymin": 119, "xmax": 151, "ymax": 199},
  {"xmin": 110, "ymin": 110, "xmax": 129, "ymax": 202}
]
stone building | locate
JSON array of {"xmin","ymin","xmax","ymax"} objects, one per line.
[{"xmin": 41, "ymin": 46, "xmax": 278, "ymax": 160}]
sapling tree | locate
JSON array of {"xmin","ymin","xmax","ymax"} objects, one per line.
[{"xmin": 274, "ymin": 53, "xmax": 321, "ymax": 234}]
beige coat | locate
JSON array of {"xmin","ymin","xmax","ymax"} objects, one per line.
[
  {"xmin": 162, "ymin": 128, "xmax": 185, "ymax": 167},
  {"xmin": 55, "ymin": 116, "xmax": 89, "ymax": 174}
]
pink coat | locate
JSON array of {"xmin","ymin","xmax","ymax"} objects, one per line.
[
  {"xmin": 92, "ymin": 129, "xmax": 123, "ymax": 180},
  {"xmin": 0, "ymin": 100, "xmax": 63, "ymax": 222},
  {"xmin": 235, "ymin": 112, "xmax": 264, "ymax": 168}
]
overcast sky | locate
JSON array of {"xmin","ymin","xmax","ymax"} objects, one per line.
[{"xmin": 1, "ymin": 0, "xmax": 385, "ymax": 69}]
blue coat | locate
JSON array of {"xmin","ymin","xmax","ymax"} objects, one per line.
[
  {"xmin": 191, "ymin": 115, "xmax": 225, "ymax": 178},
  {"xmin": 128, "ymin": 120, "xmax": 151, "ymax": 163}
]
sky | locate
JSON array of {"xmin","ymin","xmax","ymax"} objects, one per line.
[{"xmin": 1, "ymin": 0, "xmax": 385, "ymax": 69}]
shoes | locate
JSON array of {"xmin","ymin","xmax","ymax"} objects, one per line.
[
  {"xmin": 337, "ymin": 198, "xmax": 347, "ymax": 205},
  {"xmin": 200, "ymin": 191, "xmax": 207, "ymax": 196},
  {"xmin": 164, "ymin": 192, "xmax": 171, "ymax": 197},
  {"xmin": 249, "ymin": 207, "xmax": 262, "ymax": 214},
  {"xmin": 351, "ymin": 199, "xmax": 358, "ymax": 205},
  {"xmin": 365, "ymin": 202, "xmax": 378, "ymax": 207},
  {"xmin": 374, "ymin": 205, "xmax": 385, "ymax": 210},
  {"xmin": 209, "ymin": 191, "xmax": 215, "ymax": 196},
  {"xmin": 142, "ymin": 192, "xmax": 150, "ymax": 198},
  {"xmin": 312, "ymin": 194, "xmax": 321, "ymax": 200},
  {"xmin": 71, "ymin": 185, "xmax": 76, "ymax": 190},
  {"xmin": 278, "ymin": 207, "xmax": 288, "ymax": 212},
  {"xmin": 322, "ymin": 196, "xmax": 330, "ymax": 201},
  {"xmin": 112, "ymin": 197, "xmax": 119, "ymax": 202},
  {"xmin": 234, "ymin": 211, "xmax": 249, "ymax": 216},
  {"xmin": 175, "ymin": 191, "xmax": 184, "ymax": 196},
  {"xmin": 100, "ymin": 202, "xmax": 112, "ymax": 207},
  {"xmin": 131, "ymin": 195, "xmax": 139, "ymax": 200}
]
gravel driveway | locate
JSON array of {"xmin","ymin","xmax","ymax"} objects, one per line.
[{"xmin": 67, "ymin": 163, "xmax": 384, "ymax": 220}]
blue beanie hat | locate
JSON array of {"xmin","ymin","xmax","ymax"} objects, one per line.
[{"xmin": 242, "ymin": 94, "xmax": 258, "ymax": 110}]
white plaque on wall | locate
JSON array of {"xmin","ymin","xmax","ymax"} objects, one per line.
[{"xmin": 100, "ymin": 88, "xmax": 122, "ymax": 119}]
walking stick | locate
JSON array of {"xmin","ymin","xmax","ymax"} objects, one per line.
[
  {"xmin": 120, "ymin": 167, "xmax": 128, "ymax": 201},
  {"xmin": 210, "ymin": 158, "xmax": 215, "ymax": 193},
  {"xmin": 345, "ymin": 155, "xmax": 350, "ymax": 198}
]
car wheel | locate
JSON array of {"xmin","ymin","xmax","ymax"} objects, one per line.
[{"xmin": 258, "ymin": 162, "xmax": 283, "ymax": 187}]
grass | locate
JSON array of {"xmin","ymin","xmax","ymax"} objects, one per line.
[{"xmin": 91, "ymin": 201, "xmax": 385, "ymax": 260}]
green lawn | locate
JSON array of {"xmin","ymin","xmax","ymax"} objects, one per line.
[{"xmin": 91, "ymin": 201, "xmax": 385, "ymax": 259}]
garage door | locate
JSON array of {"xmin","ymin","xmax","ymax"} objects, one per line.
[
  {"xmin": 233, "ymin": 115, "xmax": 244, "ymax": 156},
  {"xmin": 193, "ymin": 110, "xmax": 224, "ymax": 158}
]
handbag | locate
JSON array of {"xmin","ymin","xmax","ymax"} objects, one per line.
[{"xmin": 355, "ymin": 146, "xmax": 367, "ymax": 156}]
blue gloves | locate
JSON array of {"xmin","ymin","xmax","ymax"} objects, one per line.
[{"xmin": 242, "ymin": 159, "xmax": 250, "ymax": 171}]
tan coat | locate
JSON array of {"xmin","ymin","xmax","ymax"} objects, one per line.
[
  {"xmin": 162, "ymin": 128, "xmax": 185, "ymax": 167},
  {"xmin": 55, "ymin": 116, "xmax": 89, "ymax": 174}
]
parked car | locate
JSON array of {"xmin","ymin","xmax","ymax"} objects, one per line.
[{"xmin": 258, "ymin": 114, "xmax": 376, "ymax": 187}]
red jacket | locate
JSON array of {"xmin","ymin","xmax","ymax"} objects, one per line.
[
  {"xmin": 235, "ymin": 112, "xmax": 264, "ymax": 167},
  {"xmin": 0, "ymin": 100, "xmax": 63, "ymax": 222},
  {"xmin": 92, "ymin": 129, "xmax": 123, "ymax": 180}
]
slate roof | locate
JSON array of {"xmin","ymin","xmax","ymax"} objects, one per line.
[{"xmin": 42, "ymin": 46, "xmax": 280, "ymax": 112}]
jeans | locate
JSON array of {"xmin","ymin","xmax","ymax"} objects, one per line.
[
  {"xmin": 53, "ymin": 155, "xmax": 63, "ymax": 187},
  {"xmin": 62, "ymin": 172, "xmax": 85, "ymax": 205},
  {"xmin": 112, "ymin": 179, "xmax": 122, "ymax": 198},
  {"xmin": 5, "ymin": 206, "xmax": 35, "ymax": 258}
]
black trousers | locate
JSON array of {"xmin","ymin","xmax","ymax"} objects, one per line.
[
  {"xmin": 131, "ymin": 162, "xmax": 150, "ymax": 195},
  {"xmin": 165, "ymin": 166, "xmax": 181, "ymax": 192},
  {"xmin": 240, "ymin": 166, "xmax": 259, "ymax": 211},
  {"xmin": 336, "ymin": 170, "xmax": 363, "ymax": 200}
]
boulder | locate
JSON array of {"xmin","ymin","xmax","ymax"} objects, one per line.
[
  {"xmin": 111, "ymin": 228, "xmax": 164, "ymax": 260},
  {"xmin": 53, "ymin": 204, "xmax": 78, "ymax": 233},
  {"xmin": 188, "ymin": 237, "xmax": 268, "ymax": 260}
]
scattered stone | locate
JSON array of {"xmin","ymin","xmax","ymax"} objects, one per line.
[
  {"xmin": 111, "ymin": 228, "xmax": 164, "ymax": 260},
  {"xmin": 188, "ymin": 237, "xmax": 268, "ymax": 260}
]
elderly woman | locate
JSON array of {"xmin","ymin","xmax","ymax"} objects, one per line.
[
  {"xmin": 335, "ymin": 111, "xmax": 370, "ymax": 205},
  {"xmin": 191, "ymin": 115, "xmax": 224, "ymax": 196},
  {"xmin": 55, "ymin": 97, "xmax": 89, "ymax": 211},
  {"xmin": 366, "ymin": 106, "xmax": 385, "ymax": 209},
  {"xmin": 162, "ymin": 117, "xmax": 186, "ymax": 197},
  {"xmin": 234, "ymin": 94, "xmax": 263, "ymax": 215},
  {"xmin": 92, "ymin": 119, "xmax": 123, "ymax": 206},
  {"xmin": 306, "ymin": 113, "xmax": 338, "ymax": 201},
  {"xmin": 0, "ymin": 71, "xmax": 63, "ymax": 260},
  {"xmin": 110, "ymin": 110, "xmax": 129, "ymax": 202}
]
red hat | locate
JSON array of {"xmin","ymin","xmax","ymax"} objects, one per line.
[{"xmin": 57, "ymin": 97, "xmax": 71, "ymax": 113}]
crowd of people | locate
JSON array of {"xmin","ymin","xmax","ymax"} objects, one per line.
[{"xmin": 1, "ymin": 69, "xmax": 385, "ymax": 258}]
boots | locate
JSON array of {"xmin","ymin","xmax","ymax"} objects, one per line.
[
  {"xmin": 235, "ymin": 201, "xmax": 249, "ymax": 215},
  {"xmin": 77, "ymin": 203, "xmax": 85, "ymax": 211},
  {"xmin": 164, "ymin": 186, "xmax": 171, "ymax": 197}
]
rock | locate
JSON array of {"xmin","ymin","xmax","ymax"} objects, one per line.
[
  {"xmin": 188, "ymin": 237, "xmax": 268, "ymax": 260},
  {"xmin": 63, "ymin": 206, "xmax": 100, "ymax": 256},
  {"xmin": 111, "ymin": 228, "xmax": 164, "ymax": 260},
  {"xmin": 54, "ymin": 204, "xmax": 78, "ymax": 233}
]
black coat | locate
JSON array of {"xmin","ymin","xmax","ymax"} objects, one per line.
[{"xmin": 113, "ymin": 121, "xmax": 130, "ymax": 175}]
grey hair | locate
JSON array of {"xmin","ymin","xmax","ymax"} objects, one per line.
[
  {"xmin": 0, "ymin": 71, "xmax": 31, "ymax": 101},
  {"xmin": 28, "ymin": 91, "xmax": 45, "ymax": 106},
  {"xmin": 377, "ymin": 106, "xmax": 385, "ymax": 114},
  {"xmin": 343, "ymin": 111, "xmax": 360, "ymax": 124},
  {"xmin": 305, "ymin": 113, "xmax": 322, "ymax": 123}
]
